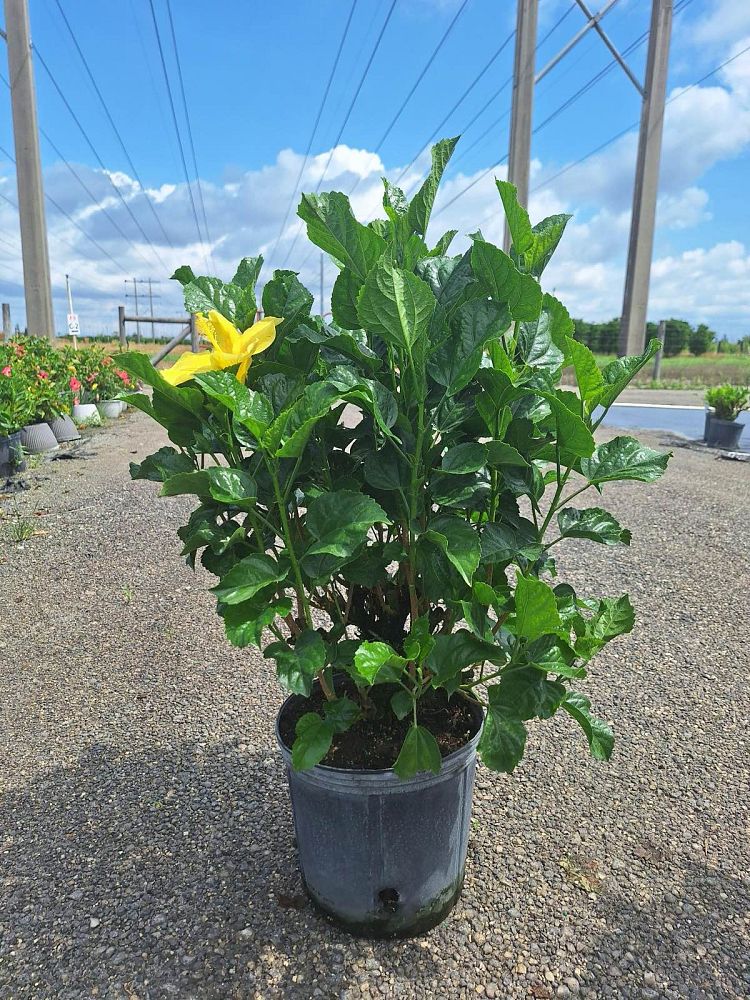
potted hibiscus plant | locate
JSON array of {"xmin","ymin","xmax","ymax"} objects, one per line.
[
  {"xmin": 704, "ymin": 383, "xmax": 748, "ymax": 449},
  {"xmin": 120, "ymin": 138, "xmax": 670, "ymax": 938},
  {"xmin": 0, "ymin": 350, "xmax": 32, "ymax": 475}
]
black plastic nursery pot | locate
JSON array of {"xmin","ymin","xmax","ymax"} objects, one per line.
[
  {"xmin": 276, "ymin": 693, "xmax": 484, "ymax": 938},
  {"xmin": 0, "ymin": 431, "xmax": 25, "ymax": 477},
  {"xmin": 705, "ymin": 416, "xmax": 745, "ymax": 450}
]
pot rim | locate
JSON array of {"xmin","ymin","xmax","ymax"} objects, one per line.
[{"xmin": 275, "ymin": 687, "xmax": 484, "ymax": 782}]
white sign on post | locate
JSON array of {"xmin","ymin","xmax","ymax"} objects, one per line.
[{"xmin": 67, "ymin": 313, "xmax": 80, "ymax": 337}]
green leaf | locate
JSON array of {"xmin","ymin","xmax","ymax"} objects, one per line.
[
  {"xmin": 160, "ymin": 470, "xmax": 211, "ymax": 499},
  {"xmin": 481, "ymin": 520, "xmax": 541, "ymax": 565},
  {"xmin": 303, "ymin": 490, "xmax": 389, "ymax": 578},
  {"xmin": 382, "ymin": 178, "xmax": 408, "ymax": 220},
  {"xmin": 232, "ymin": 256, "xmax": 263, "ymax": 290},
  {"xmin": 589, "ymin": 594, "xmax": 635, "ymax": 642},
  {"xmin": 495, "ymin": 180, "xmax": 534, "ymax": 255},
  {"xmin": 211, "ymin": 553, "xmax": 287, "ymax": 605},
  {"xmin": 297, "ymin": 191, "xmax": 385, "ymax": 282},
  {"xmin": 205, "ymin": 467, "xmax": 257, "ymax": 509},
  {"xmin": 183, "ymin": 276, "xmax": 242, "ymax": 322},
  {"xmin": 525, "ymin": 635, "xmax": 585, "ymax": 678},
  {"xmin": 478, "ymin": 707, "xmax": 527, "ymax": 773},
  {"xmin": 595, "ymin": 339, "xmax": 661, "ymax": 409},
  {"xmin": 390, "ymin": 689, "xmax": 413, "ymax": 721},
  {"xmin": 291, "ymin": 712, "xmax": 334, "ymax": 770},
  {"xmin": 415, "ymin": 251, "xmax": 480, "ymax": 316},
  {"xmin": 263, "ymin": 381, "xmax": 342, "ymax": 458},
  {"xmin": 567, "ymin": 337, "xmax": 604, "ymax": 408},
  {"xmin": 194, "ymin": 372, "xmax": 274, "ymax": 440},
  {"xmin": 407, "ymin": 136, "xmax": 459, "ymax": 236},
  {"xmin": 557, "ymin": 507, "xmax": 631, "ymax": 545},
  {"xmin": 262, "ymin": 270, "xmax": 314, "ymax": 338},
  {"xmin": 427, "ymin": 629, "xmax": 507, "ymax": 692},
  {"xmin": 470, "ymin": 240, "xmax": 542, "ymax": 321},
  {"xmin": 220, "ymin": 596, "xmax": 293, "ymax": 648},
  {"xmin": 427, "ymin": 298, "xmax": 509, "ymax": 394},
  {"xmin": 267, "ymin": 629, "xmax": 326, "ymax": 697},
  {"xmin": 423, "ymin": 516, "xmax": 481, "ymax": 586},
  {"xmin": 326, "ymin": 366, "xmax": 398, "ymax": 439},
  {"xmin": 364, "ymin": 446, "xmax": 410, "ymax": 491},
  {"xmin": 130, "ymin": 446, "xmax": 194, "ymax": 482},
  {"xmin": 357, "ymin": 261, "xmax": 434, "ymax": 353},
  {"xmin": 118, "ymin": 351, "xmax": 205, "ymax": 417},
  {"xmin": 171, "ymin": 264, "xmax": 196, "ymax": 286},
  {"xmin": 393, "ymin": 725, "xmax": 442, "ymax": 779},
  {"xmin": 429, "ymin": 229, "xmax": 458, "ymax": 256},
  {"xmin": 513, "ymin": 573, "xmax": 562, "ymax": 640},
  {"xmin": 330, "ymin": 269, "xmax": 363, "ymax": 330},
  {"xmin": 484, "ymin": 440, "xmax": 529, "ymax": 468},
  {"xmin": 523, "ymin": 213, "xmax": 571, "ymax": 277},
  {"xmin": 580, "ymin": 436, "xmax": 670, "ymax": 486},
  {"xmin": 538, "ymin": 390, "xmax": 596, "ymax": 458},
  {"xmin": 562, "ymin": 692, "xmax": 614, "ymax": 761},
  {"xmin": 324, "ymin": 696, "xmax": 361, "ymax": 733},
  {"xmin": 441, "ymin": 442, "xmax": 487, "ymax": 475},
  {"xmin": 352, "ymin": 641, "xmax": 407, "ymax": 685}
]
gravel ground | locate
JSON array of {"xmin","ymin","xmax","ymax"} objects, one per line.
[{"xmin": 0, "ymin": 412, "xmax": 748, "ymax": 1000}]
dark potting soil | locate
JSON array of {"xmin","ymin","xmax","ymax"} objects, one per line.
[{"xmin": 278, "ymin": 678, "xmax": 481, "ymax": 770}]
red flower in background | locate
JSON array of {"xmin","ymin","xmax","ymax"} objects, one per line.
[
  {"xmin": 69, "ymin": 376, "xmax": 82, "ymax": 392},
  {"xmin": 116, "ymin": 370, "xmax": 130, "ymax": 382},
  {"xmin": 13, "ymin": 344, "xmax": 24, "ymax": 357},
  {"xmin": 37, "ymin": 369, "xmax": 49, "ymax": 380},
  {"xmin": 86, "ymin": 373, "xmax": 97, "ymax": 383},
  {"xmin": 1, "ymin": 365, "xmax": 11, "ymax": 376},
  {"xmin": 102, "ymin": 356, "xmax": 113, "ymax": 366}
]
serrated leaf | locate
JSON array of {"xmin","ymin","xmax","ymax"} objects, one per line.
[
  {"xmin": 220, "ymin": 596, "xmax": 292, "ymax": 648},
  {"xmin": 390, "ymin": 689, "xmax": 413, "ymax": 721},
  {"xmin": 393, "ymin": 724, "xmax": 442, "ymax": 778},
  {"xmin": 441, "ymin": 442, "xmax": 488, "ymax": 475},
  {"xmin": 298, "ymin": 191, "xmax": 384, "ymax": 281},
  {"xmin": 513, "ymin": 573, "xmax": 562, "ymax": 640},
  {"xmin": 595, "ymin": 339, "xmax": 661, "ymax": 409},
  {"xmin": 262, "ymin": 270, "xmax": 314, "ymax": 338},
  {"xmin": 407, "ymin": 136, "xmax": 459, "ymax": 236},
  {"xmin": 330, "ymin": 269, "xmax": 363, "ymax": 330},
  {"xmin": 211, "ymin": 553, "xmax": 287, "ymax": 605},
  {"xmin": 291, "ymin": 712, "xmax": 334, "ymax": 770},
  {"xmin": 323, "ymin": 696, "xmax": 361, "ymax": 733},
  {"xmin": 557, "ymin": 507, "xmax": 631, "ymax": 545},
  {"xmin": 357, "ymin": 261, "xmax": 434, "ymax": 353},
  {"xmin": 581, "ymin": 436, "xmax": 670, "ymax": 485},
  {"xmin": 495, "ymin": 180, "xmax": 534, "ymax": 255},
  {"xmin": 470, "ymin": 240, "xmax": 542, "ymax": 321},
  {"xmin": 267, "ymin": 629, "xmax": 326, "ymax": 698},
  {"xmin": 562, "ymin": 692, "xmax": 614, "ymax": 761}
]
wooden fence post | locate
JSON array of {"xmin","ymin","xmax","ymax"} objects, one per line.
[
  {"xmin": 118, "ymin": 306, "xmax": 127, "ymax": 349},
  {"xmin": 1, "ymin": 303, "xmax": 10, "ymax": 341}
]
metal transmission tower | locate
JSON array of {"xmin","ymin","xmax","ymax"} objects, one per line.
[
  {"xmin": 619, "ymin": 0, "xmax": 673, "ymax": 356},
  {"xmin": 3, "ymin": 0, "xmax": 54, "ymax": 338},
  {"xmin": 504, "ymin": 0, "xmax": 538, "ymax": 252}
]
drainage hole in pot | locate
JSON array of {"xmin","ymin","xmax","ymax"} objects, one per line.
[{"xmin": 378, "ymin": 888, "xmax": 400, "ymax": 913}]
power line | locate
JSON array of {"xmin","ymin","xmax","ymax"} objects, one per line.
[
  {"xmin": 345, "ymin": 0, "xmax": 471, "ymax": 202},
  {"xmin": 146, "ymin": 0, "xmax": 209, "ymax": 269},
  {"xmin": 282, "ymin": 0, "xmax": 399, "ymax": 270},
  {"xmin": 50, "ymin": 0, "xmax": 175, "ymax": 250},
  {"xmin": 267, "ymin": 0, "xmax": 359, "ymax": 272},
  {"xmin": 31, "ymin": 43, "xmax": 170, "ymax": 273},
  {"xmin": 164, "ymin": 0, "xmax": 212, "ymax": 263}
]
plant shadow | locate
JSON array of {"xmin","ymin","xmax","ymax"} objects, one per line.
[{"xmin": 0, "ymin": 739, "xmax": 441, "ymax": 998}]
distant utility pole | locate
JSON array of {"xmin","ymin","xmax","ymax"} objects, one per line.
[
  {"xmin": 504, "ymin": 0, "xmax": 539, "ymax": 252},
  {"xmin": 3, "ymin": 0, "xmax": 54, "ymax": 339},
  {"xmin": 125, "ymin": 278, "xmax": 161, "ymax": 342},
  {"xmin": 619, "ymin": 0, "xmax": 673, "ymax": 356}
]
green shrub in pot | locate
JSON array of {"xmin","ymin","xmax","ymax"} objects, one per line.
[
  {"xmin": 705, "ymin": 384, "xmax": 749, "ymax": 422},
  {"xmin": 120, "ymin": 138, "xmax": 671, "ymax": 779}
]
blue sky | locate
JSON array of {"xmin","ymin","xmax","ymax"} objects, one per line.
[{"xmin": 0, "ymin": 0, "xmax": 748, "ymax": 339}]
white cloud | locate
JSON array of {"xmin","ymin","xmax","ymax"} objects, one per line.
[{"xmin": 1, "ymin": 34, "xmax": 748, "ymax": 340}]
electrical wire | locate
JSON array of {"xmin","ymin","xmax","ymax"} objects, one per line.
[
  {"xmin": 51, "ymin": 0, "xmax": 175, "ymax": 250},
  {"xmin": 267, "ymin": 0, "xmax": 360, "ymax": 273},
  {"xmin": 344, "ymin": 0, "xmax": 471, "ymax": 202},
  {"xmin": 32, "ymin": 44, "xmax": 171, "ymax": 273},
  {"xmin": 146, "ymin": 0, "xmax": 209, "ymax": 270},
  {"xmin": 165, "ymin": 0, "xmax": 212, "ymax": 262},
  {"xmin": 281, "ymin": 0, "xmax": 400, "ymax": 269}
]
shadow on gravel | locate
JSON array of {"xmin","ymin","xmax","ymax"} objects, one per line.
[
  {"xmin": 0, "ymin": 740, "xmax": 440, "ymax": 998},
  {"xmin": 586, "ymin": 860, "xmax": 750, "ymax": 997}
]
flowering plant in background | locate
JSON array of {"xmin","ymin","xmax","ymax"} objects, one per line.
[
  {"xmin": 0, "ymin": 348, "xmax": 35, "ymax": 434},
  {"xmin": 119, "ymin": 138, "xmax": 671, "ymax": 779},
  {"xmin": 94, "ymin": 360, "xmax": 136, "ymax": 400}
]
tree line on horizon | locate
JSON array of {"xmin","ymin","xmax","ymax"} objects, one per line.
[{"xmin": 572, "ymin": 317, "xmax": 750, "ymax": 357}]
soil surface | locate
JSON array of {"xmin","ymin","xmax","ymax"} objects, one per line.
[
  {"xmin": 278, "ymin": 680, "xmax": 479, "ymax": 769},
  {"xmin": 1, "ymin": 412, "xmax": 749, "ymax": 999}
]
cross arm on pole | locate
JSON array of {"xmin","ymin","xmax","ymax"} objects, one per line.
[{"xmin": 573, "ymin": 0, "xmax": 644, "ymax": 95}]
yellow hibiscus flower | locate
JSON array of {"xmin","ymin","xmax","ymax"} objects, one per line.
[{"xmin": 161, "ymin": 310, "xmax": 281, "ymax": 386}]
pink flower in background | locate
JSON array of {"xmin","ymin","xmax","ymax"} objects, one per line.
[
  {"xmin": 116, "ymin": 370, "xmax": 129, "ymax": 382},
  {"xmin": 37, "ymin": 369, "xmax": 49, "ymax": 380},
  {"xmin": 69, "ymin": 376, "xmax": 82, "ymax": 392},
  {"xmin": 102, "ymin": 356, "xmax": 113, "ymax": 366},
  {"xmin": 1, "ymin": 365, "xmax": 11, "ymax": 376}
]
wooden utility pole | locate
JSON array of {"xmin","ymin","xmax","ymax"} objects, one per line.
[
  {"xmin": 619, "ymin": 0, "xmax": 673, "ymax": 356},
  {"xmin": 4, "ymin": 0, "xmax": 54, "ymax": 339},
  {"xmin": 1, "ymin": 303, "xmax": 10, "ymax": 340},
  {"xmin": 504, "ymin": 0, "xmax": 538, "ymax": 252}
]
